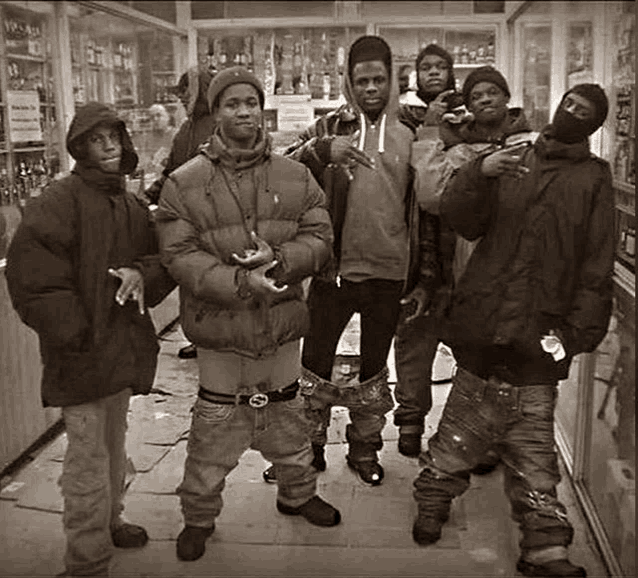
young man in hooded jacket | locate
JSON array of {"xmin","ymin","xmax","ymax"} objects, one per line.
[
  {"xmin": 155, "ymin": 67, "xmax": 340, "ymax": 564},
  {"xmin": 265, "ymin": 36, "xmax": 436, "ymax": 487},
  {"xmin": 6, "ymin": 102, "xmax": 176, "ymax": 577},
  {"xmin": 411, "ymin": 84, "xmax": 614, "ymax": 578},
  {"xmin": 392, "ymin": 43, "xmax": 461, "ymax": 459}
]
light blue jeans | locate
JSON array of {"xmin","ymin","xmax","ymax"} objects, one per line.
[
  {"xmin": 59, "ymin": 388, "xmax": 132, "ymax": 576},
  {"xmin": 178, "ymin": 343, "xmax": 318, "ymax": 529}
]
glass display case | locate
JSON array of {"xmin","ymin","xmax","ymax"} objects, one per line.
[
  {"xmin": 198, "ymin": 27, "xmax": 365, "ymax": 106},
  {"xmin": 521, "ymin": 24, "xmax": 551, "ymax": 132},
  {"xmin": 68, "ymin": 4, "xmax": 184, "ymax": 194},
  {"xmin": 376, "ymin": 25, "xmax": 498, "ymax": 93},
  {"xmin": 0, "ymin": 2, "xmax": 61, "ymax": 213}
]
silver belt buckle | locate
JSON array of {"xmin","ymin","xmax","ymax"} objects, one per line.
[{"xmin": 248, "ymin": 392, "xmax": 269, "ymax": 408}]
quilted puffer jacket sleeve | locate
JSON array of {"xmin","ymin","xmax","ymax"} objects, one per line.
[
  {"xmin": 562, "ymin": 162, "xmax": 615, "ymax": 355},
  {"xmin": 6, "ymin": 187, "xmax": 91, "ymax": 349},
  {"xmin": 270, "ymin": 167, "xmax": 333, "ymax": 285},
  {"xmin": 156, "ymin": 176, "xmax": 246, "ymax": 309},
  {"xmin": 413, "ymin": 140, "xmax": 482, "ymax": 215}
]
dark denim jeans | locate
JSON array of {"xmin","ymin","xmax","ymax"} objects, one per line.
[
  {"xmin": 393, "ymin": 308, "xmax": 438, "ymax": 433},
  {"xmin": 301, "ymin": 278, "xmax": 403, "ymax": 460},
  {"xmin": 413, "ymin": 367, "xmax": 573, "ymax": 553}
]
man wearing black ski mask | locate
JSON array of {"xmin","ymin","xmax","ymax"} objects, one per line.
[{"xmin": 412, "ymin": 84, "xmax": 614, "ymax": 578}]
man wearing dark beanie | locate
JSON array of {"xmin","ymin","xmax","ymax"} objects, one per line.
[
  {"xmin": 412, "ymin": 83, "xmax": 614, "ymax": 578},
  {"xmin": 156, "ymin": 66, "xmax": 340, "ymax": 563},
  {"xmin": 260, "ymin": 35, "xmax": 436, "ymax": 489}
]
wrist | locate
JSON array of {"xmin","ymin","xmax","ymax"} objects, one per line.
[
  {"xmin": 316, "ymin": 135, "xmax": 335, "ymax": 164},
  {"xmin": 235, "ymin": 267, "xmax": 254, "ymax": 300}
]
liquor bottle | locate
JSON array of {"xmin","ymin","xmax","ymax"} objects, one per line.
[
  {"xmin": 486, "ymin": 36, "xmax": 495, "ymax": 63},
  {"xmin": 625, "ymin": 226, "xmax": 636, "ymax": 258},
  {"xmin": 460, "ymin": 44, "xmax": 469, "ymax": 65},
  {"xmin": 0, "ymin": 168, "xmax": 9, "ymax": 206},
  {"xmin": 477, "ymin": 44, "xmax": 486, "ymax": 64}
]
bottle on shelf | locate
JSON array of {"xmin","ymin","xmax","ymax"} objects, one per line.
[
  {"xmin": 460, "ymin": 43, "xmax": 469, "ymax": 64},
  {"xmin": 486, "ymin": 36, "xmax": 495, "ymax": 63},
  {"xmin": 625, "ymin": 226, "xmax": 636, "ymax": 258}
]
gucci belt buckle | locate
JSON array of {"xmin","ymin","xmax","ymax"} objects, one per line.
[{"xmin": 248, "ymin": 392, "xmax": 269, "ymax": 408}]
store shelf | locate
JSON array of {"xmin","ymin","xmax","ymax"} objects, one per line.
[
  {"xmin": 6, "ymin": 53, "xmax": 45, "ymax": 63},
  {"xmin": 13, "ymin": 146, "xmax": 46, "ymax": 152},
  {"xmin": 455, "ymin": 62, "xmax": 496, "ymax": 68},
  {"xmin": 614, "ymin": 180, "xmax": 636, "ymax": 195}
]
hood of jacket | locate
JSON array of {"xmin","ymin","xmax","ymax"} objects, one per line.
[
  {"xmin": 186, "ymin": 66, "xmax": 215, "ymax": 119},
  {"xmin": 66, "ymin": 101, "xmax": 138, "ymax": 175},
  {"xmin": 342, "ymin": 36, "xmax": 401, "ymax": 154}
]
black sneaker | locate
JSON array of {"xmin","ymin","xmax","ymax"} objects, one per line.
[
  {"xmin": 516, "ymin": 558, "xmax": 586, "ymax": 577},
  {"xmin": 311, "ymin": 443, "xmax": 327, "ymax": 472},
  {"xmin": 111, "ymin": 523, "xmax": 149, "ymax": 548},
  {"xmin": 346, "ymin": 456, "xmax": 384, "ymax": 485},
  {"xmin": 277, "ymin": 495, "xmax": 341, "ymax": 527},
  {"xmin": 262, "ymin": 465, "xmax": 276, "ymax": 484},
  {"xmin": 176, "ymin": 525, "xmax": 215, "ymax": 561},
  {"xmin": 398, "ymin": 433, "xmax": 422, "ymax": 458},
  {"xmin": 178, "ymin": 344, "xmax": 197, "ymax": 359}
]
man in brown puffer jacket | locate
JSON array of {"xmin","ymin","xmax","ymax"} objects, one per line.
[{"xmin": 156, "ymin": 67, "xmax": 341, "ymax": 564}]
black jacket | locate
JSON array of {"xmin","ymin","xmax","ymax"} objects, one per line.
[
  {"xmin": 6, "ymin": 103, "xmax": 175, "ymax": 406},
  {"xmin": 440, "ymin": 129, "xmax": 615, "ymax": 385}
]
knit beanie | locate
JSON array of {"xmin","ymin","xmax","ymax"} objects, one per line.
[
  {"xmin": 207, "ymin": 66, "xmax": 265, "ymax": 113},
  {"xmin": 462, "ymin": 66, "xmax": 510, "ymax": 106},
  {"xmin": 415, "ymin": 43, "xmax": 456, "ymax": 103},
  {"xmin": 348, "ymin": 36, "xmax": 392, "ymax": 81},
  {"xmin": 567, "ymin": 83, "xmax": 609, "ymax": 131}
]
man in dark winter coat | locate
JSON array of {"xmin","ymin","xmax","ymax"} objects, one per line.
[
  {"xmin": 402, "ymin": 66, "xmax": 534, "ymax": 465},
  {"xmin": 6, "ymin": 102, "xmax": 175, "ymax": 577},
  {"xmin": 145, "ymin": 66, "xmax": 217, "ymax": 360},
  {"xmin": 156, "ymin": 67, "xmax": 340, "ymax": 564},
  {"xmin": 266, "ymin": 36, "xmax": 437, "ymax": 487},
  {"xmin": 412, "ymin": 84, "xmax": 614, "ymax": 578},
  {"xmin": 392, "ymin": 43, "xmax": 460, "ymax": 459}
]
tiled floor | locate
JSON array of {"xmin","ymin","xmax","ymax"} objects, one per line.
[{"xmin": 0, "ymin": 321, "xmax": 609, "ymax": 577}]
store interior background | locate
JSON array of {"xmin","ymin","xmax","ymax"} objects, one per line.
[{"xmin": 0, "ymin": 2, "xmax": 634, "ymax": 577}]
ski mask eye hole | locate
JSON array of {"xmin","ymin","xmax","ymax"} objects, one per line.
[{"xmin": 562, "ymin": 94, "xmax": 595, "ymax": 121}]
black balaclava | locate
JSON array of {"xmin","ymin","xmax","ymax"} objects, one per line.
[
  {"xmin": 415, "ymin": 43, "xmax": 456, "ymax": 105},
  {"xmin": 551, "ymin": 83, "xmax": 609, "ymax": 144}
]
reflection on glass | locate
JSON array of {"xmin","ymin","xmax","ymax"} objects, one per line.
[
  {"xmin": 586, "ymin": 307, "xmax": 635, "ymax": 577},
  {"xmin": 522, "ymin": 25, "xmax": 551, "ymax": 131},
  {"xmin": 566, "ymin": 22, "xmax": 593, "ymax": 88},
  {"xmin": 555, "ymin": 356, "xmax": 581, "ymax": 462}
]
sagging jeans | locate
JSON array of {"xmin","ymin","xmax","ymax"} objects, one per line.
[
  {"xmin": 59, "ymin": 387, "xmax": 132, "ymax": 576},
  {"xmin": 300, "ymin": 366, "xmax": 395, "ymax": 461},
  {"xmin": 393, "ymin": 308, "xmax": 438, "ymax": 434},
  {"xmin": 413, "ymin": 367, "xmax": 573, "ymax": 553},
  {"xmin": 301, "ymin": 278, "xmax": 403, "ymax": 461},
  {"xmin": 178, "ymin": 394, "xmax": 317, "ymax": 527}
]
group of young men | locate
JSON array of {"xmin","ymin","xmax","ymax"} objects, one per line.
[{"xmin": 6, "ymin": 33, "xmax": 613, "ymax": 578}]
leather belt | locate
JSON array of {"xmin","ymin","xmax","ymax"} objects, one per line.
[{"xmin": 197, "ymin": 380, "xmax": 299, "ymax": 409}]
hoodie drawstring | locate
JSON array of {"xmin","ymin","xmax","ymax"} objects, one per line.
[{"xmin": 357, "ymin": 112, "xmax": 387, "ymax": 154}]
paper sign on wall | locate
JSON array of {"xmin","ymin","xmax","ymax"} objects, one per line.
[
  {"xmin": 274, "ymin": 95, "xmax": 314, "ymax": 132},
  {"xmin": 7, "ymin": 91, "xmax": 43, "ymax": 143}
]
